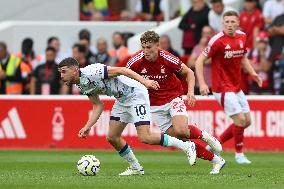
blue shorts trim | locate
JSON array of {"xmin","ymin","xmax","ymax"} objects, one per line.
[
  {"xmin": 103, "ymin": 66, "xmax": 108, "ymax": 79},
  {"xmin": 134, "ymin": 121, "xmax": 150, "ymax": 127},
  {"xmin": 110, "ymin": 116, "xmax": 120, "ymax": 121}
]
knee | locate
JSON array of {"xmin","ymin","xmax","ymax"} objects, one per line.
[
  {"xmin": 234, "ymin": 117, "xmax": 247, "ymax": 127},
  {"xmin": 173, "ymin": 126, "xmax": 189, "ymax": 138}
]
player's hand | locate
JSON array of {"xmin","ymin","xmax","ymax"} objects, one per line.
[
  {"xmin": 78, "ymin": 126, "xmax": 91, "ymax": 139},
  {"xmin": 199, "ymin": 84, "xmax": 210, "ymax": 96},
  {"xmin": 187, "ymin": 92, "xmax": 196, "ymax": 107},
  {"xmin": 252, "ymin": 73, "xmax": 263, "ymax": 87},
  {"xmin": 144, "ymin": 80, "xmax": 160, "ymax": 90}
]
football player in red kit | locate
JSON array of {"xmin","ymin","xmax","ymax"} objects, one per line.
[
  {"xmin": 195, "ymin": 11, "xmax": 262, "ymax": 164},
  {"xmin": 127, "ymin": 31, "xmax": 225, "ymax": 174}
]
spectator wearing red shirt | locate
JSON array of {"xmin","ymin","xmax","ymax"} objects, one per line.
[
  {"xmin": 239, "ymin": 0, "xmax": 264, "ymax": 49},
  {"xmin": 247, "ymin": 31, "xmax": 273, "ymax": 94}
]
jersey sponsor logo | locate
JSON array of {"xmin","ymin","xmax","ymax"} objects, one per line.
[
  {"xmin": 151, "ymin": 75, "xmax": 168, "ymax": 80},
  {"xmin": 142, "ymin": 75, "xmax": 150, "ymax": 80},
  {"xmin": 0, "ymin": 108, "xmax": 26, "ymax": 139},
  {"xmin": 225, "ymin": 44, "xmax": 231, "ymax": 49},
  {"xmin": 142, "ymin": 74, "xmax": 168, "ymax": 80},
  {"xmin": 224, "ymin": 50, "xmax": 245, "ymax": 59}
]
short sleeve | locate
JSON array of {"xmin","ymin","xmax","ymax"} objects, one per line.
[
  {"xmin": 126, "ymin": 57, "xmax": 138, "ymax": 72},
  {"xmin": 162, "ymin": 52, "xmax": 183, "ymax": 73},
  {"xmin": 86, "ymin": 64, "xmax": 108, "ymax": 81},
  {"xmin": 203, "ymin": 41, "xmax": 218, "ymax": 58}
]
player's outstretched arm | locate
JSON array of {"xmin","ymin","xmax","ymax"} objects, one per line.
[
  {"xmin": 78, "ymin": 94, "xmax": 104, "ymax": 139},
  {"xmin": 241, "ymin": 57, "xmax": 263, "ymax": 87},
  {"xmin": 195, "ymin": 53, "xmax": 210, "ymax": 96},
  {"xmin": 107, "ymin": 66, "xmax": 160, "ymax": 90}
]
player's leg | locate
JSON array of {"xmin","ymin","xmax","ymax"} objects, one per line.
[
  {"xmin": 131, "ymin": 96, "xmax": 196, "ymax": 166},
  {"xmin": 135, "ymin": 124, "xmax": 196, "ymax": 166},
  {"xmin": 169, "ymin": 97, "xmax": 222, "ymax": 152},
  {"xmin": 212, "ymin": 92, "xmax": 235, "ymax": 145},
  {"xmin": 151, "ymin": 98, "xmax": 224, "ymax": 172},
  {"xmin": 232, "ymin": 91, "xmax": 252, "ymax": 164},
  {"xmin": 218, "ymin": 91, "xmax": 251, "ymax": 164},
  {"xmin": 108, "ymin": 104, "xmax": 144, "ymax": 175}
]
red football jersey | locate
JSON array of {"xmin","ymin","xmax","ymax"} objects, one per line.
[
  {"xmin": 202, "ymin": 30, "xmax": 248, "ymax": 93},
  {"xmin": 126, "ymin": 49, "xmax": 184, "ymax": 106}
]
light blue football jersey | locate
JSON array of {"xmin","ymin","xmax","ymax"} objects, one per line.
[{"xmin": 76, "ymin": 64, "xmax": 145, "ymax": 103}]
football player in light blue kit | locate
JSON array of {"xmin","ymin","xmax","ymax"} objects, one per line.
[{"xmin": 58, "ymin": 57, "xmax": 197, "ymax": 176}]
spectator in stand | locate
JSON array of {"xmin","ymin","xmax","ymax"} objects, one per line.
[
  {"xmin": 267, "ymin": 13, "xmax": 284, "ymax": 54},
  {"xmin": 247, "ymin": 31, "xmax": 273, "ymax": 94},
  {"xmin": 201, "ymin": 25, "xmax": 215, "ymax": 38},
  {"xmin": 47, "ymin": 37, "xmax": 65, "ymax": 64},
  {"xmin": 72, "ymin": 43, "xmax": 89, "ymax": 68},
  {"xmin": 263, "ymin": 0, "xmax": 284, "ymax": 28},
  {"xmin": 80, "ymin": 37, "xmax": 96, "ymax": 65},
  {"xmin": 178, "ymin": 0, "xmax": 210, "ymax": 54},
  {"xmin": 19, "ymin": 38, "xmax": 34, "ymax": 94},
  {"xmin": 81, "ymin": 0, "xmax": 109, "ymax": 21},
  {"xmin": 240, "ymin": 0, "xmax": 264, "ymax": 50},
  {"xmin": 94, "ymin": 37, "xmax": 110, "ymax": 65},
  {"xmin": 208, "ymin": 0, "xmax": 235, "ymax": 33},
  {"xmin": 267, "ymin": 12, "xmax": 284, "ymax": 94},
  {"xmin": 108, "ymin": 32, "xmax": 129, "ymax": 65},
  {"xmin": 0, "ymin": 42, "xmax": 23, "ymax": 94},
  {"xmin": 120, "ymin": 10, "xmax": 132, "ymax": 21},
  {"xmin": 278, "ymin": 51, "xmax": 284, "ymax": 94},
  {"xmin": 30, "ymin": 47, "xmax": 61, "ymax": 95},
  {"xmin": 78, "ymin": 29, "xmax": 97, "ymax": 54},
  {"xmin": 135, "ymin": 0, "xmax": 165, "ymax": 21},
  {"xmin": 159, "ymin": 35, "xmax": 180, "ymax": 58},
  {"xmin": 39, "ymin": 37, "xmax": 65, "ymax": 65},
  {"xmin": 187, "ymin": 26, "xmax": 215, "ymax": 94}
]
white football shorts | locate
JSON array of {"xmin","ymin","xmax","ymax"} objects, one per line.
[
  {"xmin": 110, "ymin": 87, "xmax": 151, "ymax": 126},
  {"xmin": 213, "ymin": 90, "xmax": 250, "ymax": 117},
  {"xmin": 150, "ymin": 96, "xmax": 188, "ymax": 133}
]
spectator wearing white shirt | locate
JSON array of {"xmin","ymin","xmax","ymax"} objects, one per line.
[
  {"xmin": 263, "ymin": 0, "xmax": 284, "ymax": 28},
  {"xmin": 208, "ymin": 0, "xmax": 236, "ymax": 32}
]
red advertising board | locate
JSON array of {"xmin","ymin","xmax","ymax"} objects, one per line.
[{"xmin": 0, "ymin": 95, "xmax": 284, "ymax": 151}]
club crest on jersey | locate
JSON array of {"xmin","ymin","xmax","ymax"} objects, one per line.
[
  {"xmin": 161, "ymin": 65, "xmax": 165, "ymax": 74},
  {"xmin": 141, "ymin": 68, "xmax": 147, "ymax": 74}
]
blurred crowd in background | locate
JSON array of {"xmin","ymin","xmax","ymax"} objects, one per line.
[{"xmin": 0, "ymin": 0, "xmax": 284, "ymax": 96}]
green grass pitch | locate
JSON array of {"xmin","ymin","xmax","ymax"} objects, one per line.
[{"xmin": 0, "ymin": 150, "xmax": 283, "ymax": 189}]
